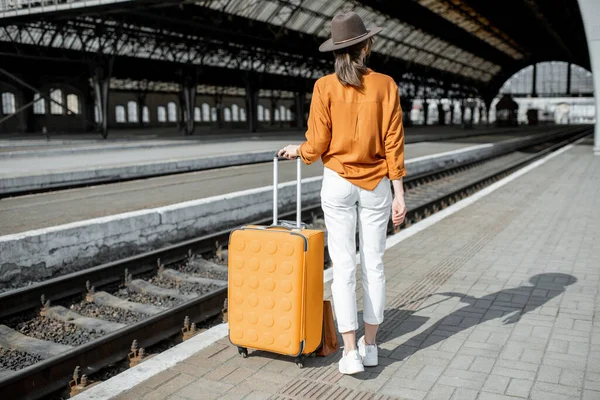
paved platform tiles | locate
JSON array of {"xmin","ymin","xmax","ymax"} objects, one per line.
[
  {"xmin": 106, "ymin": 139, "xmax": 599, "ymax": 400},
  {"xmin": 0, "ymin": 140, "xmax": 487, "ymax": 235}
]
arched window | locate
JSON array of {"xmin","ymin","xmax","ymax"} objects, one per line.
[
  {"xmin": 115, "ymin": 105, "xmax": 126, "ymax": 123},
  {"xmin": 66, "ymin": 94, "xmax": 79, "ymax": 115},
  {"xmin": 240, "ymin": 108, "xmax": 246, "ymax": 122},
  {"xmin": 264, "ymin": 108, "xmax": 270, "ymax": 121},
  {"xmin": 280, "ymin": 105, "xmax": 286, "ymax": 121},
  {"xmin": 202, "ymin": 103, "xmax": 210, "ymax": 121},
  {"xmin": 157, "ymin": 106, "xmax": 166, "ymax": 122},
  {"xmin": 1, "ymin": 92, "xmax": 15, "ymax": 114},
  {"xmin": 257, "ymin": 104, "xmax": 264, "ymax": 121},
  {"xmin": 499, "ymin": 62, "xmax": 594, "ymax": 96},
  {"xmin": 94, "ymin": 105, "xmax": 100, "ymax": 123},
  {"xmin": 194, "ymin": 107, "xmax": 201, "ymax": 122},
  {"xmin": 142, "ymin": 106, "xmax": 150, "ymax": 123},
  {"xmin": 274, "ymin": 109, "xmax": 280, "ymax": 121},
  {"xmin": 231, "ymin": 104, "xmax": 239, "ymax": 121},
  {"xmin": 33, "ymin": 93, "xmax": 45, "ymax": 114},
  {"xmin": 167, "ymin": 102, "xmax": 177, "ymax": 122},
  {"xmin": 50, "ymin": 88, "xmax": 63, "ymax": 114},
  {"xmin": 127, "ymin": 101, "xmax": 139, "ymax": 123},
  {"xmin": 223, "ymin": 107, "xmax": 231, "ymax": 122},
  {"xmin": 211, "ymin": 107, "xmax": 217, "ymax": 121},
  {"xmin": 286, "ymin": 109, "xmax": 292, "ymax": 121}
]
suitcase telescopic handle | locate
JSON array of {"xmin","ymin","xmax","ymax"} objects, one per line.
[{"xmin": 273, "ymin": 155, "xmax": 302, "ymax": 228}]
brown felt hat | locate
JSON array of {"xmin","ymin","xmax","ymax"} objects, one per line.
[{"xmin": 319, "ymin": 11, "xmax": 383, "ymax": 52}]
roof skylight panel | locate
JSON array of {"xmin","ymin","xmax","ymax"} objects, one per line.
[
  {"xmin": 287, "ymin": 10, "xmax": 311, "ymax": 31},
  {"xmin": 304, "ymin": 16, "xmax": 325, "ymax": 35},
  {"xmin": 417, "ymin": 0, "xmax": 523, "ymax": 59},
  {"xmin": 256, "ymin": 2, "xmax": 279, "ymax": 23},
  {"xmin": 318, "ymin": 0, "xmax": 344, "ymax": 17}
]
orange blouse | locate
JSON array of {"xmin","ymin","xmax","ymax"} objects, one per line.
[{"xmin": 298, "ymin": 69, "xmax": 406, "ymax": 191}]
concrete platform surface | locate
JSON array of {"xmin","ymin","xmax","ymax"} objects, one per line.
[
  {"xmin": 0, "ymin": 126, "xmax": 556, "ymax": 197},
  {"xmin": 76, "ymin": 139, "xmax": 599, "ymax": 400},
  {"xmin": 0, "ymin": 140, "xmax": 486, "ymax": 235},
  {"xmin": 0, "ymin": 125, "xmax": 539, "ymax": 173},
  {"xmin": 0, "ymin": 125, "xmax": 539, "ymax": 152},
  {"xmin": 0, "ymin": 139, "xmax": 298, "ymax": 176}
]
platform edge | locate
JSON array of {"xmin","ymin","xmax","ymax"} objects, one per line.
[{"xmin": 70, "ymin": 323, "xmax": 229, "ymax": 400}]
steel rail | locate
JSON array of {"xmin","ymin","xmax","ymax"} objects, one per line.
[
  {"xmin": 406, "ymin": 127, "xmax": 592, "ymax": 224},
  {"xmin": 0, "ymin": 287, "xmax": 226, "ymax": 400}
]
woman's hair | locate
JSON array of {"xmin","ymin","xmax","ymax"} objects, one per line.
[{"xmin": 333, "ymin": 37, "xmax": 373, "ymax": 89}]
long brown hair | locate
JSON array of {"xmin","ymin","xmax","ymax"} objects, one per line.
[{"xmin": 333, "ymin": 37, "xmax": 373, "ymax": 89}]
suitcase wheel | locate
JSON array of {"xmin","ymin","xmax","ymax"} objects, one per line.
[
  {"xmin": 238, "ymin": 347, "xmax": 248, "ymax": 358},
  {"xmin": 295, "ymin": 355, "xmax": 304, "ymax": 368}
]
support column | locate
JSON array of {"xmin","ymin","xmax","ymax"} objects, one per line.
[
  {"xmin": 576, "ymin": 0, "xmax": 599, "ymax": 153},
  {"xmin": 484, "ymin": 98, "xmax": 493, "ymax": 128},
  {"xmin": 244, "ymin": 80, "xmax": 259, "ymax": 133},
  {"xmin": 437, "ymin": 102, "xmax": 445, "ymax": 125},
  {"xmin": 532, "ymin": 63, "xmax": 538, "ymax": 97},
  {"xmin": 566, "ymin": 62, "xmax": 572, "ymax": 96},
  {"xmin": 180, "ymin": 78, "xmax": 196, "ymax": 136},
  {"xmin": 400, "ymin": 98, "xmax": 413, "ymax": 126},
  {"xmin": 460, "ymin": 101, "xmax": 466, "ymax": 125},
  {"xmin": 81, "ymin": 79, "xmax": 96, "ymax": 133},
  {"xmin": 294, "ymin": 91, "xmax": 305, "ymax": 129},
  {"xmin": 422, "ymin": 100, "xmax": 429, "ymax": 125},
  {"xmin": 214, "ymin": 94, "xmax": 223, "ymax": 129},
  {"xmin": 463, "ymin": 100, "xmax": 475, "ymax": 129},
  {"xmin": 21, "ymin": 87, "xmax": 35, "ymax": 133},
  {"xmin": 137, "ymin": 93, "xmax": 147, "ymax": 128},
  {"xmin": 270, "ymin": 98, "xmax": 278, "ymax": 127},
  {"xmin": 449, "ymin": 101, "xmax": 455, "ymax": 125},
  {"xmin": 93, "ymin": 65, "xmax": 111, "ymax": 139}
]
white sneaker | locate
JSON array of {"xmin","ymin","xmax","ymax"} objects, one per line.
[
  {"xmin": 338, "ymin": 349, "xmax": 364, "ymax": 375},
  {"xmin": 358, "ymin": 336, "xmax": 378, "ymax": 367}
]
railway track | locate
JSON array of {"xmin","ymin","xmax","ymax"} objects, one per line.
[{"xmin": 0, "ymin": 125, "xmax": 591, "ymax": 400}]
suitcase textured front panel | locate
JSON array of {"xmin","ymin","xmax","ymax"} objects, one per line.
[
  {"xmin": 229, "ymin": 228, "xmax": 305, "ymax": 356},
  {"xmin": 228, "ymin": 227, "xmax": 324, "ymax": 357}
]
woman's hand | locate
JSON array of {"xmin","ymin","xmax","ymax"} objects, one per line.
[
  {"xmin": 278, "ymin": 144, "xmax": 300, "ymax": 159},
  {"xmin": 392, "ymin": 195, "xmax": 407, "ymax": 226}
]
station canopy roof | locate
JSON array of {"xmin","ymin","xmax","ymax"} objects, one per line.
[{"xmin": 0, "ymin": 0, "xmax": 590, "ymax": 99}]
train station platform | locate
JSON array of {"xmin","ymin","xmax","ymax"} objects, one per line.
[
  {"xmin": 0, "ymin": 125, "xmax": 530, "ymax": 153},
  {"xmin": 0, "ymin": 140, "xmax": 490, "ymax": 236},
  {"xmin": 72, "ymin": 138, "xmax": 599, "ymax": 400},
  {"xmin": 0, "ymin": 125, "xmax": 545, "ymax": 197}
]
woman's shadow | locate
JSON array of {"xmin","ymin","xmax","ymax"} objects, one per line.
[{"xmin": 310, "ymin": 272, "xmax": 577, "ymax": 374}]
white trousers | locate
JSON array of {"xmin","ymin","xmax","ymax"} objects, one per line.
[{"xmin": 321, "ymin": 167, "xmax": 392, "ymax": 333}]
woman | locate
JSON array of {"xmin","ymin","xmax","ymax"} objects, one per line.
[{"xmin": 278, "ymin": 11, "xmax": 407, "ymax": 375}]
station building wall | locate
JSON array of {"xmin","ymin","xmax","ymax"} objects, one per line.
[{"xmin": 0, "ymin": 81, "xmax": 297, "ymax": 134}]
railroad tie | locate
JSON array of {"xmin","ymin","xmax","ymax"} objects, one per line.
[
  {"xmin": 159, "ymin": 268, "xmax": 227, "ymax": 287},
  {"xmin": 89, "ymin": 291, "xmax": 167, "ymax": 315},
  {"xmin": 0, "ymin": 324, "xmax": 72, "ymax": 359},
  {"xmin": 41, "ymin": 305, "xmax": 126, "ymax": 334},
  {"xmin": 187, "ymin": 257, "xmax": 228, "ymax": 277},
  {"xmin": 126, "ymin": 279, "xmax": 197, "ymax": 301}
]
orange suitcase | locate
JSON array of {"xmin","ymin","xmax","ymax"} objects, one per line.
[{"xmin": 228, "ymin": 156, "xmax": 325, "ymax": 367}]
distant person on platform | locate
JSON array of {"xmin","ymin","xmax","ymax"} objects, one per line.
[{"xmin": 278, "ymin": 12, "xmax": 407, "ymax": 375}]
